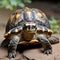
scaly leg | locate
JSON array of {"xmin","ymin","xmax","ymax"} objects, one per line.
[
  {"xmin": 37, "ymin": 34, "xmax": 52, "ymax": 54},
  {"xmin": 8, "ymin": 35, "xmax": 20, "ymax": 58}
]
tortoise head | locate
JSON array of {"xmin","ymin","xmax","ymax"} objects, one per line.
[{"xmin": 23, "ymin": 22, "xmax": 37, "ymax": 32}]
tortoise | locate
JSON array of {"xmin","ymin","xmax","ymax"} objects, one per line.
[{"xmin": 1, "ymin": 7, "xmax": 59, "ymax": 59}]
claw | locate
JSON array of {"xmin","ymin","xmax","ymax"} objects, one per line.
[
  {"xmin": 8, "ymin": 51, "xmax": 16, "ymax": 58},
  {"xmin": 44, "ymin": 49, "xmax": 52, "ymax": 55}
]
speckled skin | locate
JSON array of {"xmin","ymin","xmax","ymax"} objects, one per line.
[{"xmin": 1, "ymin": 7, "xmax": 59, "ymax": 59}]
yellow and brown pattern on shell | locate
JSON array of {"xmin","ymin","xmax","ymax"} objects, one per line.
[
  {"xmin": 8, "ymin": 7, "xmax": 49, "ymax": 26},
  {"xmin": 5, "ymin": 7, "xmax": 52, "ymax": 38},
  {"xmin": 4, "ymin": 25, "xmax": 53, "ymax": 38}
]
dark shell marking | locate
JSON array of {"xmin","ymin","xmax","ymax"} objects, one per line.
[
  {"xmin": 4, "ymin": 26, "xmax": 22, "ymax": 37},
  {"xmin": 37, "ymin": 26, "xmax": 53, "ymax": 33}
]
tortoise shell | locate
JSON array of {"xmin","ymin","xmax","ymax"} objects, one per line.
[
  {"xmin": 4, "ymin": 7, "xmax": 53, "ymax": 39},
  {"xmin": 5, "ymin": 7, "xmax": 51, "ymax": 32}
]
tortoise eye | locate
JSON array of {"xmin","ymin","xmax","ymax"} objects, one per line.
[
  {"xmin": 27, "ymin": 25, "xmax": 30, "ymax": 29},
  {"xmin": 32, "ymin": 26, "xmax": 36, "ymax": 29}
]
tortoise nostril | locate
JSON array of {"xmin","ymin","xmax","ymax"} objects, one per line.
[{"xmin": 32, "ymin": 26, "xmax": 36, "ymax": 29}]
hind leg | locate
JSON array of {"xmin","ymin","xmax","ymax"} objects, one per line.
[
  {"xmin": 8, "ymin": 35, "xmax": 20, "ymax": 58},
  {"xmin": 48, "ymin": 36, "xmax": 59, "ymax": 44},
  {"xmin": 1, "ymin": 38, "xmax": 10, "ymax": 48},
  {"xmin": 37, "ymin": 34, "xmax": 52, "ymax": 54}
]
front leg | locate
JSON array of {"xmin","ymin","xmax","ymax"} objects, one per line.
[
  {"xmin": 37, "ymin": 34, "xmax": 52, "ymax": 55},
  {"xmin": 8, "ymin": 35, "xmax": 20, "ymax": 58}
]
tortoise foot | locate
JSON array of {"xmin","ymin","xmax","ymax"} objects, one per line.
[
  {"xmin": 8, "ymin": 51, "xmax": 16, "ymax": 58},
  {"xmin": 44, "ymin": 49, "xmax": 52, "ymax": 55}
]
